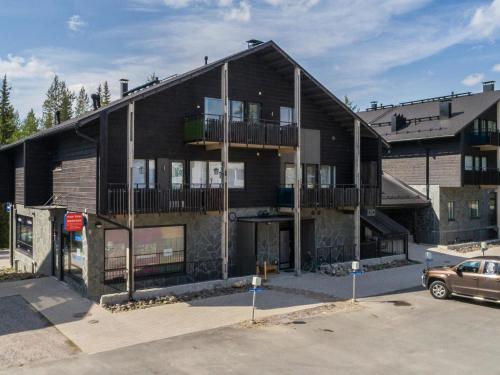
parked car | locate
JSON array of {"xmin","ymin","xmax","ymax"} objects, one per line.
[{"xmin": 422, "ymin": 256, "xmax": 500, "ymax": 303}]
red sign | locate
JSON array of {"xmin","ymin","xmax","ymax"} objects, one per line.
[{"xmin": 65, "ymin": 213, "xmax": 84, "ymax": 232}]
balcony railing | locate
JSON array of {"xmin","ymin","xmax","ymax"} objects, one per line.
[
  {"xmin": 277, "ymin": 185, "xmax": 380, "ymax": 209},
  {"xmin": 107, "ymin": 184, "xmax": 223, "ymax": 215},
  {"xmin": 464, "ymin": 169, "xmax": 500, "ymax": 186},
  {"xmin": 184, "ymin": 114, "xmax": 298, "ymax": 148},
  {"xmin": 466, "ymin": 131, "xmax": 500, "ymax": 147}
]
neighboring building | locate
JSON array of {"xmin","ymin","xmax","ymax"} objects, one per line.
[
  {"xmin": 0, "ymin": 41, "xmax": 395, "ymax": 300},
  {"xmin": 359, "ymin": 82, "xmax": 500, "ymax": 245}
]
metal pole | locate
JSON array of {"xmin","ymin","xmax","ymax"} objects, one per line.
[
  {"xmin": 221, "ymin": 63, "xmax": 229, "ymax": 280},
  {"xmin": 354, "ymin": 119, "xmax": 361, "ymax": 261},
  {"xmin": 497, "ymin": 100, "xmax": 500, "ymax": 238},
  {"xmin": 352, "ymin": 273, "xmax": 356, "ymax": 302},
  {"xmin": 127, "ymin": 102, "xmax": 135, "ymax": 298},
  {"xmin": 251, "ymin": 290, "xmax": 256, "ymax": 323},
  {"xmin": 294, "ymin": 67, "xmax": 302, "ymax": 275},
  {"xmin": 9, "ymin": 204, "xmax": 15, "ymax": 268}
]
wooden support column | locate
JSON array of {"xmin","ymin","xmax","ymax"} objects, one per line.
[
  {"xmin": 294, "ymin": 67, "xmax": 302, "ymax": 275},
  {"xmin": 221, "ymin": 63, "xmax": 229, "ymax": 279},
  {"xmin": 354, "ymin": 118, "xmax": 361, "ymax": 261},
  {"xmin": 127, "ymin": 102, "xmax": 135, "ymax": 297}
]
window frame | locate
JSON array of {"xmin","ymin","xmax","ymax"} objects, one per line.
[
  {"xmin": 190, "ymin": 160, "xmax": 245, "ymax": 189},
  {"xmin": 469, "ymin": 200, "xmax": 480, "ymax": 219},
  {"xmin": 305, "ymin": 164, "xmax": 317, "ymax": 189},
  {"xmin": 16, "ymin": 215, "xmax": 33, "ymax": 256},
  {"xmin": 170, "ymin": 160, "xmax": 184, "ymax": 190},
  {"xmin": 447, "ymin": 201, "xmax": 456, "ymax": 222},
  {"xmin": 464, "ymin": 155, "xmax": 473, "ymax": 171},
  {"xmin": 133, "ymin": 158, "xmax": 156, "ymax": 189},
  {"xmin": 227, "ymin": 162, "xmax": 245, "ymax": 189},
  {"xmin": 320, "ymin": 165, "xmax": 336, "ymax": 188},
  {"xmin": 457, "ymin": 260, "xmax": 481, "ymax": 274},
  {"xmin": 280, "ymin": 106, "xmax": 295, "ymax": 126}
]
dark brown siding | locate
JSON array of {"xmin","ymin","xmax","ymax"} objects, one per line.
[
  {"xmin": 52, "ymin": 127, "xmax": 97, "ymax": 213},
  {"xmin": 383, "ymin": 137, "xmax": 462, "ymax": 187},
  {"xmin": 25, "ymin": 139, "xmax": 52, "ymax": 206},
  {"xmin": 0, "ymin": 150, "xmax": 14, "ymax": 202},
  {"xmin": 14, "ymin": 145, "xmax": 24, "ymax": 205}
]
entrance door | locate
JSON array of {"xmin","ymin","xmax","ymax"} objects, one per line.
[
  {"xmin": 61, "ymin": 228, "xmax": 84, "ymax": 281},
  {"xmin": 279, "ymin": 229, "xmax": 292, "ymax": 270}
]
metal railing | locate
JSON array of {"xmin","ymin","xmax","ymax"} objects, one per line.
[
  {"xmin": 184, "ymin": 114, "xmax": 298, "ymax": 147},
  {"xmin": 107, "ymin": 183, "xmax": 223, "ymax": 215},
  {"xmin": 277, "ymin": 185, "xmax": 380, "ymax": 209},
  {"xmin": 463, "ymin": 169, "xmax": 500, "ymax": 186},
  {"xmin": 467, "ymin": 130, "xmax": 500, "ymax": 147}
]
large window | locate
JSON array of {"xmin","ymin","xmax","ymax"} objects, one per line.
[
  {"xmin": 191, "ymin": 161, "xmax": 244, "ymax": 188},
  {"xmin": 171, "ymin": 161, "xmax": 184, "ymax": 189},
  {"xmin": 16, "ymin": 215, "xmax": 33, "ymax": 255},
  {"xmin": 230, "ymin": 100, "xmax": 244, "ymax": 121},
  {"xmin": 104, "ymin": 226, "xmax": 186, "ymax": 283},
  {"xmin": 204, "ymin": 97, "xmax": 245, "ymax": 122},
  {"xmin": 469, "ymin": 200, "xmax": 480, "ymax": 219},
  {"xmin": 447, "ymin": 201, "xmax": 455, "ymax": 222},
  {"xmin": 320, "ymin": 165, "xmax": 336, "ymax": 188},
  {"xmin": 133, "ymin": 159, "xmax": 156, "ymax": 188},
  {"xmin": 280, "ymin": 106, "xmax": 294, "ymax": 126},
  {"xmin": 464, "ymin": 156, "xmax": 473, "ymax": 171}
]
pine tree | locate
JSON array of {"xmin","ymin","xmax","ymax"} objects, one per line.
[
  {"xmin": 42, "ymin": 75, "xmax": 75, "ymax": 127},
  {"xmin": 19, "ymin": 109, "xmax": 39, "ymax": 138},
  {"xmin": 102, "ymin": 81, "xmax": 111, "ymax": 106},
  {"xmin": 75, "ymin": 86, "xmax": 90, "ymax": 116},
  {"xmin": 0, "ymin": 75, "xmax": 17, "ymax": 144}
]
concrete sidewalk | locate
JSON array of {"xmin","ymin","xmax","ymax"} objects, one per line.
[
  {"xmin": 0, "ymin": 249, "xmax": 9, "ymax": 269},
  {"xmin": 0, "ymin": 277, "xmax": 324, "ymax": 354},
  {"xmin": 267, "ymin": 242, "xmax": 475, "ymax": 299}
]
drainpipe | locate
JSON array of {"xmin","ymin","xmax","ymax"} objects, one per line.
[
  {"xmin": 9, "ymin": 204, "xmax": 15, "ymax": 268},
  {"xmin": 426, "ymin": 148, "xmax": 430, "ymax": 200}
]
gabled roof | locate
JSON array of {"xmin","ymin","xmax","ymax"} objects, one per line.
[
  {"xmin": 381, "ymin": 172, "xmax": 430, "ymax": 208},
  {"xmin": 358, "ymin": 90, "xmax": 500, "ymax": 143},
  {"xmin": 0, "ymin": 40, "xmax": 387, "ymax": 152}
]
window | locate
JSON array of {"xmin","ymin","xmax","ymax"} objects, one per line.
[
  {"xmin": 474, "ymin": 156, "xmax": 481, "ymax": 171},
  {"xmin": 133, "ymin": 159, "xmax": 155, "ymax": 188},
  {"xmin": 228, "ymin": 162, "xmax": 245, "ymax": 188},
  {"xmin": 16, "ymin": 215, "xmax": 33, "ymax": 255},
  {"xmin": 171, "ymin": 161, "xmax": 184, "ymax": 189},
  {"xmin": 208, "ymin": 161, "xmax": 222, "ymax": 188},
  {"xmin": 458, "ymin": 260, "xmax": 481, "ymax": 274},
  {"xmin": 104, "ymin": 229, "xmax": 128, "ymax": 283},
  {"xmin": 469, "ymin": 200, "xmax": 480, "ymax": 218},
  {"xmin": 488, "ymin": 120, "xmax": 497, "ymax": 133},
  {"xmin": 482, "ymin": 156, "xmax": 487, "ymax": 172},
  {"xmin": 285, "ymin": 163, "xmax": 296, "ymax": 187},
  {"xmin": 306, "ymin": 165, "xmax": 317, "ymax": 188},
  {"xmin": 248, "ymin": 102, "xmax": 261, "ymax": 122},
  {"xmin": 320, "ymin": 165, "xmax": 336, "ymax": 188},
  {"xmin": 481, "ymin": 119, "xmax": 487, "ymax": 134},
  {"xmin": 464, "ymin": 156, "xmax": 473, "ymax": 171},
  {"xmin": 280, "ymin": 106, "xmax": 294, "ymax": 126},
  {"xmin": 447, "ymin": 201, "xmax": 455, "ymax": 221},
  {"xmin": 190, "ymin": 161, "xmax": 207, "ymax": 188},
  {"xmin": 204, "ymin": 97, "xmax": 222, "ymax": 120},
  {"xmin": 473, "ymin": 119, "xmax": 479, "ymax": 134},
  {"xmin": 483, "ymin": 261, "xmax": 500, "ymax": 275},
  {"xmin": 230, "ymin": 100, "xmax": 244, "ymax": 121},
  {"xmin": 68, "ymin": 231, "xmax": 84, "ymax": 279}
]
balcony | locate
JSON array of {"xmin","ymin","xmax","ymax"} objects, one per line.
[
  {"xmin": 277, "ymin": 185, "xmax": 380, "ymax": 209},
  {"xmin": 184, "ymin": 115, "xmax": 298, "ymax": 149},
  {"xmin": 466, "ymin": 131, "xmax": 500, "ymax": 149},
  {"xmin": 463, "ymin": 169, "xmax": 500, "ymax": 186},
  {"xmin": 107, "ymin": 184, "xmax": 223, "ymax": 215}
]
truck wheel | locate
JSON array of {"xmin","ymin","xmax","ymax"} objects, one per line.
[{"xmin": 429, "ymin": 280, "xmax": 449, "ymax": 300}]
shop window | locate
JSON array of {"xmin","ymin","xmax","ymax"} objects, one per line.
[{"xmin": 16, "ymin": 215, "xmax": 33, "ymax": 255}]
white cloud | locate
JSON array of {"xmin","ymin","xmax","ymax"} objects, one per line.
[
  {"xmin": 469, "ymin": 0, "xmax": 500, "ymax": 38},
  {"xmin": 493, "ymin": 64, "xmax": 500, "ymax": 72},
  {"xmin": 67, "ymin": 15, "xmax": 86, "ymax": 32},
  {"xmin": 223, "ymin": 1, "xmax": 251, "ymax": 22},
  {"xmin": 462, "ymin": 73, "xmax": 485, "ymax": 87}
]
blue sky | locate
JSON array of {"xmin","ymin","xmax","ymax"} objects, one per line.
[{"xmin": 1, "ymin": 0, "xmax": 500, "ymax": 117}]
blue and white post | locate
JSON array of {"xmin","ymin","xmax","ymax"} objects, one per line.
[
  {"xmin": 351, "ymin": 261, "xmax": 361, "ymax": 303},
  {"xmin": 425, "ymin": 251, "xmax": 433, "ymax": 270},
  {"xmin": 250, "ymin": 276, "xmax": 262, "ymax": 324}
]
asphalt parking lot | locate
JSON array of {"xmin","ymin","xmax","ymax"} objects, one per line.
[{"xmin": 6, "ymin": 289, "xmax": 499, "ymax": 375}]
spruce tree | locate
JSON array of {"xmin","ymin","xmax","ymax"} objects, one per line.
[
  {"xmin": 75, "ymin": 86, "xmax": 90, "ymax": 116},
  {"xmin": 42, "ymin": 75, "xmax": 75, "ymax": 127},
  {"xmin": 59, "ymin": 81, "xmax": 74, "ymax": 122},
  {"xmin": 19, "ymin": 109, "xmax": 39, "ymax": 138},
  {"xmin": 102, "ymin": 81, "xmax": 111, "ymax": 106},
  {"xmin": 0, "ymin": 75, "xmax": 16, "ymax": 144}
]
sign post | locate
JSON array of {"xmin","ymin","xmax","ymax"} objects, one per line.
[
  {"xmin": 351, "ymin": 261, "xmax": 363, "ymax": 303},
  {"xmin": 425, "ymin": 251, "xmax": 433, "ymax": 270},
  {"xmin": 250, "ymin": 276, "xmax": 262, "ymax": 324}
]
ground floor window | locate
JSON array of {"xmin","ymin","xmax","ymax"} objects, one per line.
[
  {"xmin": 16, "ymin": 215, "xmax": 33, "ymax": 255},
  {"xmin": 469, "ymin": 200, "xmax": 480, "ymax": 219},
  {"xmin": 447, "ymin": 201, "xmax": 455, "ymax": 221},
  {"xmin": 104, "ymin": 225, "xmax": 186, "ymax": 283}
]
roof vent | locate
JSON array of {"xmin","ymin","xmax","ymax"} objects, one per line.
[
  {"xmin": 439, "ymin": 100, "xmax": 452, "ymax": 119},
  {"xmin": 246, "ymin": 39, "xmax": 264, "ymax": 49},
  {"xmin": 391, "ymin": 114, "xmax": 406, "ymax": 132},
  {"xmin": 483, "ymin": 81, "xmax": 495, "ymax": 93}
]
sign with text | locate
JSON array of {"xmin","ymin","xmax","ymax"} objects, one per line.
[{"xmin": 65, "ymin": 213, "xmax": 84, "ymax": 232}]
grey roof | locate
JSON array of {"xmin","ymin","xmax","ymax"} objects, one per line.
[
  {"xmin": 0, "ymin": 40, "xmax": 386, "ymax": 152},
  {"xmin": 358, "ymin": 90, "xmax": 500, "ymax": 143},
  {"xmin": 361, "ymin": 210, "xmax": 409, "ymax": 237},
  {"xmin": 381, "ymin": 172, "xmax": 430, "ymax": 208}
]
